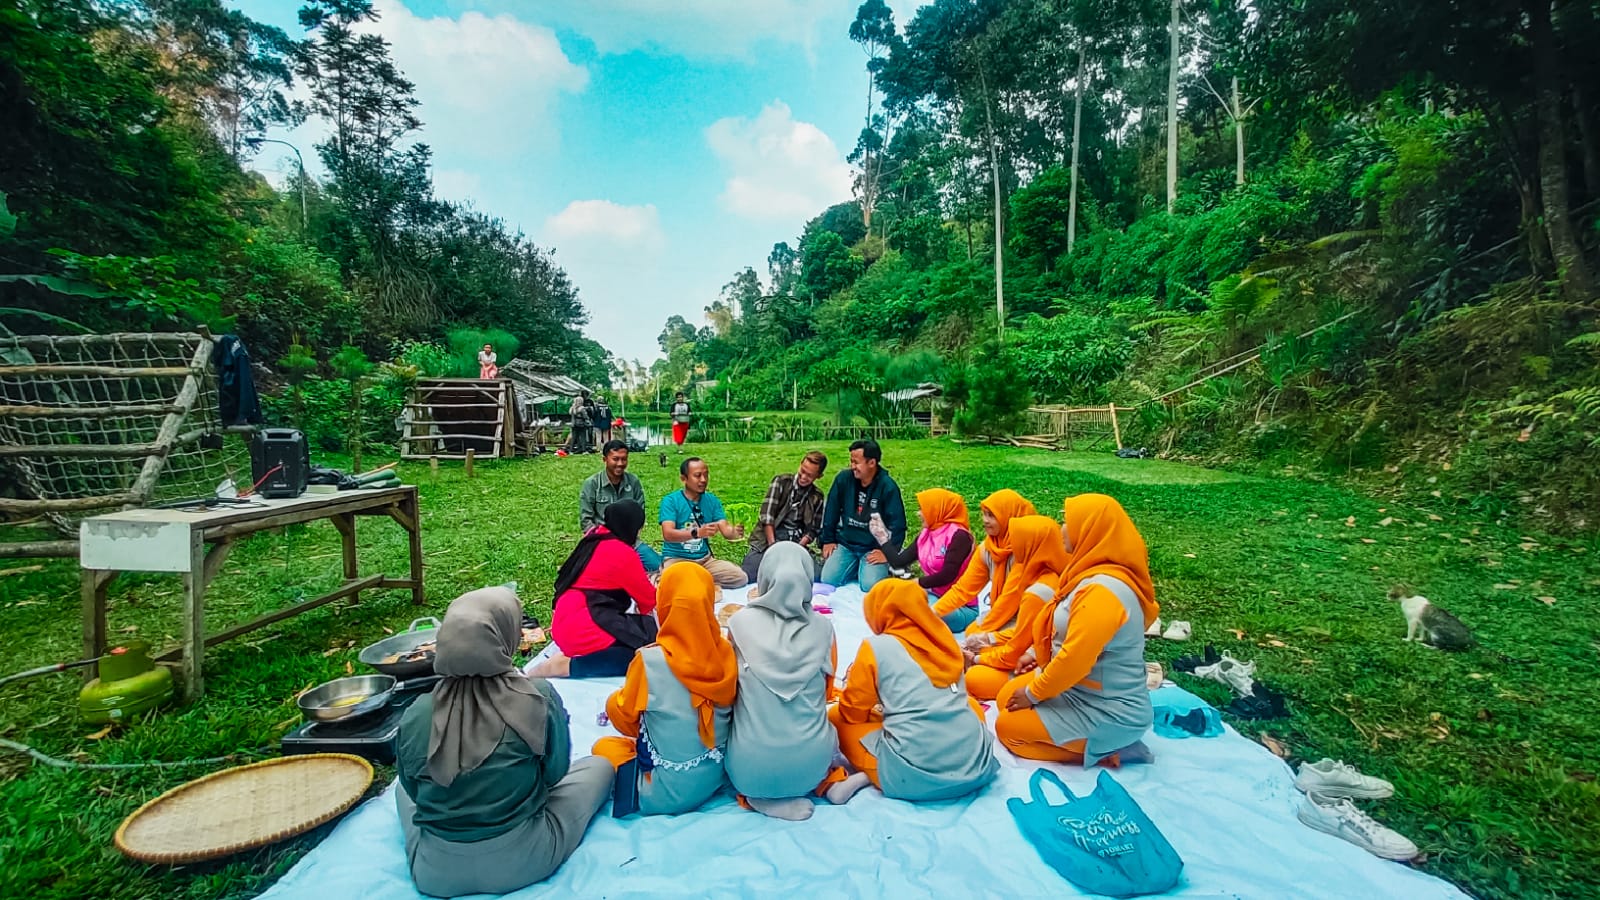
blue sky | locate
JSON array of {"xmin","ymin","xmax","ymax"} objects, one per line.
[{"xmin": 233, "ymin": 0, "xmax": 926, "ymax": 365}]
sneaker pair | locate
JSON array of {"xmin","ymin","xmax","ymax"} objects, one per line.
[
  {"xmin": 1294, "ymin": 758, "xmax": 1394, "ymax": 800},
  {"xmin": 1193, "ymin": 654, "xmax": 1257, "ymax": 696},
  {"xmin": 1296, "ymin": 792, "xmax": 1417, "ymax": 861}
]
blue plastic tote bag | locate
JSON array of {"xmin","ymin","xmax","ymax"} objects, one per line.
[{"xmin": 1006, "ymin": 769, "xmax": 1183, "ymax": 897}]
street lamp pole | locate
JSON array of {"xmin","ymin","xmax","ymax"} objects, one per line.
[{"xmin": 245, "ymin": 136, "xmax": 307, "ymax": 230}]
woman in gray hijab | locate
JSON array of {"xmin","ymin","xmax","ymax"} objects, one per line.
[
  {"xmin": 394, "ymin": 586, "xmax": 614, "ymax": 897},
  {"xmin": 724, "ymin": 542, "xmax": 841, "ymax": 821}
]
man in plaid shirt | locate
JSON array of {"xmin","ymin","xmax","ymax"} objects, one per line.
[{"xmin": 740, "ymin": 450, "xmax": 828, "ymax": 582}]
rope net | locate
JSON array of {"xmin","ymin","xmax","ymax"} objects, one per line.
[{"xmin": 0, "ymin": 332, "xmax": 251, "ymax": 534}]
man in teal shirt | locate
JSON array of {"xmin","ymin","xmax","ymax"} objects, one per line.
[{"xmin": 659, "ymin": 457, "xmax": 748, "ymax": 588}]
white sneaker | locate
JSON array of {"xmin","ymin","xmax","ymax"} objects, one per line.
[
  {"xmin": 1161, "ymin": 620, "xmax": 1192, "ymax": 641},
  {"xmin": 1297, "ymin": 793, "xmax": 1418, "ymax": 861},
  {"xmin": 1295, "ymin": 759, "xmax": 1395, "ymax": 800},
  {"xmin": 1145, "ymin": 616, "xmax": 1163, "ymax": 637},
  {"xmin": 1193, "ymin": 654, "xmax": 1256, "ymax": 696}
]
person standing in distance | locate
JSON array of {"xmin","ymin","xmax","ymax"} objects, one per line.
[
  {"xmin": 670, "ymin": 391, "xmax": 692, "ymax": 453},
  {"xmin": 819, "ymin": 439, "xmax": 906, "ymax": 591}
]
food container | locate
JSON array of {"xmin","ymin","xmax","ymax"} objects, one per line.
[
  {"xmin": 358, "ymin": 617, "xmax": 440, "ymax": 678},
  {"xmin": 297, "ymin": 675, "xmax": 398, "ymax": 724}
]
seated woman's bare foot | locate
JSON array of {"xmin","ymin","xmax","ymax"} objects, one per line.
[
  {"xmin": 748, "ymin": 797, "xmax": 814, "ymax": 821},
  {"xmin": 525, "ymin": 653, "xmax": 571, "ymax": 679},
  {"xmin": 1117, "ymin": 740, "xmax": 1156, "ymax": 765},
  {"xmin": 825, "ymin": 771, "xmax": 872, "ymax": 805}
]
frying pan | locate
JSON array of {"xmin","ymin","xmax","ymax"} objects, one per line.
[
  {"xmin": 358, "ymin": 617, "xmax": 440, "ymax": 678},
  {"xmin": 296, "ymin": 673, "xmax": 441, "ymax": 723}
]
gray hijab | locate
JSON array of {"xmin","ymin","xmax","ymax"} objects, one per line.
[
  {"xmin": 728, "ymin": 542, "xmax": 834, "ymax": 701},
  {"xmin": 428, "ymin": 586, "xmax": 548, "ymax": 787}
]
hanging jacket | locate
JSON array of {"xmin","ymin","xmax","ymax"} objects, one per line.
[{"xmin": 211, "ymin": 335, "xmax": 262, "ymax": 426}]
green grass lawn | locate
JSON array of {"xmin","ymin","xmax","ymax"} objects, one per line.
[{"xmin": 1, "ymin": 440, "xmax": 1596, "ymax": 899}]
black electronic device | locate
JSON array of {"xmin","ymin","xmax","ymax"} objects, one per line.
[{"xmin": 250, "ymin": 428, "xmax": 310, "ymax": 498}]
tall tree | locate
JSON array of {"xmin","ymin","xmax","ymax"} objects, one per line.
[
  {"xmin": 1164, "ymin": 0, "xmax": 1179, "ymax": 211},
  {"xmin": 849, "ymin": 0, "xmax": 902, "ymax": 236}
]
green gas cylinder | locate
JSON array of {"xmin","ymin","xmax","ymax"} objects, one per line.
[{"xmin": 79, "ymin": 641, "xmax": 175, "ymax": 724}]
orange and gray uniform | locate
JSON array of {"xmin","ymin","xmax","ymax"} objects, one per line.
[
  {"xmin": 832, "ymin": 636, "xmax": 997, "ymax": 801},
  {"xmin": 593, "ymin": 646, "xmax": 731, "ymax": 815},
  {"xmin": 931, "ymin": 547, "xmax": 1009, "ymax": 626},
  {"xmin": 1000, "ymin": 574, "xmax": 1152, "ymax": 766},
  {"xmin": 964, "ymin": 577, "xmax": 1057, "ymax": 701}
]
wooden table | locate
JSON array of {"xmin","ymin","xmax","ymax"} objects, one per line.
[{"xmin": 78, "ymin": 486, "xmax": 423, "ymax": 700}]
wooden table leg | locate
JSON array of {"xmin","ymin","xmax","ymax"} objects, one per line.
[
  {"xmin": 81, "ymin": 569, "xmax": 110, "ymax": 681},
  {"xmin": 405, "ymin": 492, "xmax": 424, "ymax": 605},
  {"xmin": 332, "ymin": 512, "xmax": 358, "ymax": 580},
  {"xmin": 182, "ymin": 530, "xmax": 206, "ymax": 701}
]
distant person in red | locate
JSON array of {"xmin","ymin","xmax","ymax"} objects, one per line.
[
  {"xmin": 478, "ymin": 343, "xmax": 498, "ymax": 379},
  {"xmin": 670, "ymin": 391, "xmax": 692, "ymax": 452}
]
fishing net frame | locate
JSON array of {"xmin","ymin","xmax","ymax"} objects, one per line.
[{"xmin": 0, "ymin": 330, "xmax": 252, "ymax": 552}]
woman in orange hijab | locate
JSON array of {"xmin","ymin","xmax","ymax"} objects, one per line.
[
  {"xmin": 929, "ymin": 489, "xmax": 1037, "ymax": 644},
  {"xmin": 828, "ymin": 579, "xmax": 999, "ymax": 802},
  {"xmin": 994, "ymin": 494, "xmax": 1159, "ymax": 768},
  {"xmin": 593, "ymin": 563, "xmax": 739, "ymax": 815},
  {"xmin": 963, "ymin": 515, "xmax": 1070, "ymax": 701}
]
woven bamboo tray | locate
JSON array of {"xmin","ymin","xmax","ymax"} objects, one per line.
[{"xmin": 114, "ymin": 753, "xmax": 374, "ymax": 864}]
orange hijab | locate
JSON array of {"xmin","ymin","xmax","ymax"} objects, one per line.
[
  {"xmin": 978, "ymin": 489, "xmax": 1037, "ymax": 601},
  {"xmin": 917, "ymin": 488, "xmax": 970, "ymax": 533},
  {"xmin": 982, "ymin": 515, "xmax": 1069, "ymax": 630},
  {"xmin": 1056, "ymin": 494, "xmax": 1158, "ymax": 628},
  {"xmin": 654, "ymin": 563, "xmax": 739, "ymax": 747},
  {"xmin": 864, "ymin": 579, "xmax": 964, "ymax": 688}
]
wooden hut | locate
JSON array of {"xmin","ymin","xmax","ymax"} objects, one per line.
[
  {"xmin": 882, "ymin": 382, "xmax": 947, "ymax": 435},
  {"xmin": 399, "ymin": 378, "xmax": 515, "ymax": 460}
]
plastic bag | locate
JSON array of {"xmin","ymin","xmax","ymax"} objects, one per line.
[{"xmin": 1006, "ymin": 769, "xmax": 1183, "ymax": 897}]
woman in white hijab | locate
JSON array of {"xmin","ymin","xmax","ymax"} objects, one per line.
[
  {"xmin": 724, "ymin": 542, "xmax": 844, "ymax": 820},
  {"xmin": 394, "ymin": 586, "xmax": 614, "ymax": 897}
]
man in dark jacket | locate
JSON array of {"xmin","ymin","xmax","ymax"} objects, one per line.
[{"xmin": 819, "ymin": 439, "xmax": 906, "ymax": 590}]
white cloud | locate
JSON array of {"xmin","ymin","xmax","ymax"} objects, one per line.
[
  {"xmin": 540, "ymin": 201, "xmax": 670, "ymax": 359},
  {"xmin": 249, "ymin": 1, "xmax": 587, "ymax": 190},
  {"xmin": 371, "ymin": 0, "xmax": 587, "ymax": 159},
  {"xmin": 544, "ymin": 200, "xmax": 665, "ymax": 252},
  {"xmin": 466, "ymin": 0, "xmax": 830, "ymax": 58},
  {"xmin": 707, "ymin": 101, "xmax": 854, "ymax": 222}
]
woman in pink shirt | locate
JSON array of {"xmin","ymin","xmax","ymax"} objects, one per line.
[{"xmin": 534, "ymin": 500, "xmax": 658, "ymax": 678}]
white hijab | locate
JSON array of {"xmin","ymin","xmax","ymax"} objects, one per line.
[{"xmin": 728, "ymin": 542, "xmax": 833, "ymax": 701}]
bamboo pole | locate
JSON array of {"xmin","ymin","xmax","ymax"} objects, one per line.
[
  {"xmin": 1, "ymin": 332, "xmax": 202, "ymax": 347},
  {"xmin": 0, "ymin": 404, "xmax": 179, "ymax": 417},
  {"xmin": 0, "ymin": 443, "xmax": 167, "ymax": 458},
  {"xmin": 0, "ymin": 493, "xmax": 136, "ymax": 512},
  {"xmin": 0, "ymin": 365, "xmax": 193, "ymax": 377}
]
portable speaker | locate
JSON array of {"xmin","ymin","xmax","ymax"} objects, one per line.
[{"xmin": 249, "ymin": 428, "xmax": 310, "ymax": 499}]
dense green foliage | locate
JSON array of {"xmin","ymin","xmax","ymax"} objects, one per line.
[
  {"xmin": 0, "ymin": 0, "xmax": 606, "ymax": 383},
  {"xmin": 633, "ymin": 0, "xmax": 1600, "ymax": 528}
]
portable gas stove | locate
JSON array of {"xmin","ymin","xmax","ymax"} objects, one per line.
[{"xmin": 281, "ymin": 678, "xmax": 435, "ymax": 764}]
